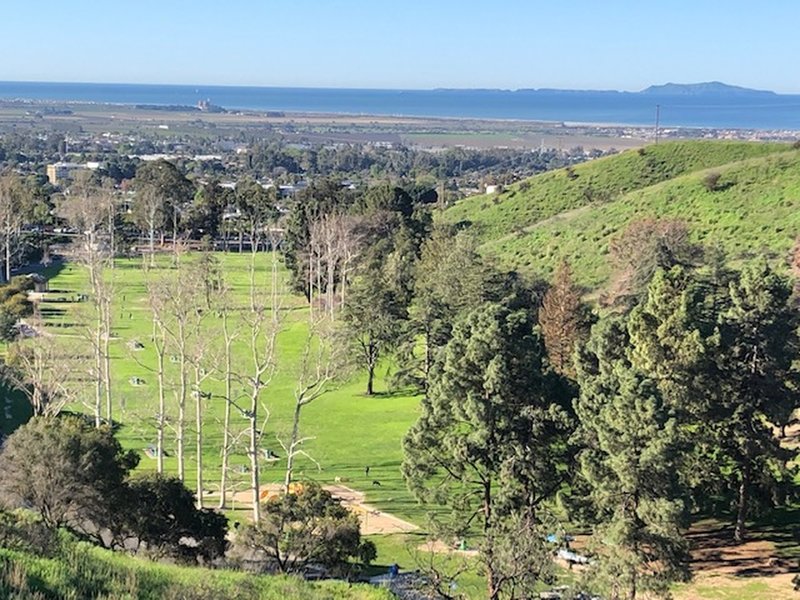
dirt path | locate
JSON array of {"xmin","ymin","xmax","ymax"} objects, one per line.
[{"xmin": 223, "ymin": 484, "xmax": 418, "ymax": 535}]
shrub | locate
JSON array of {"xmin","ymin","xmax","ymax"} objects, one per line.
[
  {"xmin": 703, "ymin": 171, "xmax": 722, "ymax": 191},
  {"xmin": 116, "ymin": 474, "xmax": 228, "ymax": 564},
  {"xmin": 235, "ymin": 482, "xmax": 375, "ymax": 577}
]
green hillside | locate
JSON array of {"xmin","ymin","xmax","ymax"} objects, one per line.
[
  {"xmin": 442, "ymin": 141, "xmax": 800, "ymax": 289},
  {"xmin": 0, "ymin": 533, "xmax": 389, "ymax": 600},
  {"xmin": 442, "ymin": 140, "xmax": 790, "ymax": 242}
]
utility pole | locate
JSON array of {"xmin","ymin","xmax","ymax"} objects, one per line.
[{"xmin": 654, "ymin": 104, "xmax": 661, "ymax": 145}]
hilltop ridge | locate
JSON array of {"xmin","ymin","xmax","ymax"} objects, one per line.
[
  {"xmin": 641, "ymin": 81, "xmax": 777, "ymax": 96},
  {"xmin": 442, "ymin": 140, "xmax": 799, "ymax": 288}
]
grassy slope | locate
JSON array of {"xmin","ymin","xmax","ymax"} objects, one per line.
[
  {"xmin": 442, "ymin": 140, "xmax": 789, "ymax": 243},
  {"xmin": 0, "ymin": 538, "xmax": 390, "ymax": 600},
  {"xmin": 485, "ymin": 149, "xmax": 800, "ymax": 288}
]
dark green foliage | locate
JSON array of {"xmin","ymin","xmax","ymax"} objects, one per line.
[
  {"xmin": 403, "ymin": 302, "xmax": 573, "ymax": 598},
  {"xmin": 0, "ymin": 415, "xmax": 138, "ymax": 530},
  {"xmin": 0, "ymin": 511, "xmax": 59, "ymax": 558},
  {"xmin": 341, "ymin": 273, "xmax": 407, "ymax": 395},
  {"xmin": 0, "ymin": 276, "xmax": 34, "ymax": 341},
  {"xmin": 575, "ymin": 321, "xmax": 689, "ymax": 599},
  {"xmin": 235, "ymin": 482, "xmax": 375, "ymax": 576},
  {"xmin": 626, "ymin": 262, "xmax": 799, "ymax": 540},
  {"xmin": 715, "ymin": 261, "xmax": 799, "ymax": 540},
  {"xmin": 116, "ymin": 474, "xmax": 228, "ymax": 564}
]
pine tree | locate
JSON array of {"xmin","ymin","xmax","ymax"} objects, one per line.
[
  {"xmin": 716, "ymin": 261, "xmax": 798, "ymax": 541},
  {"xmin": 575, "ymin": 320, "xmax": 689, "ymax": 600},
  {"xmin": 403, "ymin": 302, "xmax": 573, "ymax": 599}
]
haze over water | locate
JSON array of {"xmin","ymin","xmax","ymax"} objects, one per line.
[{"xmin": 2, "ymin": 81, "xmax": 800, "ymax": 130}]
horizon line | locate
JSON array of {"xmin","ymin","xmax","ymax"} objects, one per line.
[{"xmin": 0, "ymin": 78, "xmax": 790, "ymax": 96}]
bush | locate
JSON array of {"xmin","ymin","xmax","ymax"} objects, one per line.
[
  {"xmin": 703, "ymin": 171, "xmax": 722, "ymax": 191},
  {"xmin": 235, "ymin": 482, "xmax": 375, "ymax": 577},
  {"xmin": 0, "ymin": 415, "xmax": 138, "ymax": 531},
  {"xmin": 116, "ymin": 474, "xmax": 228, "ymax": 564}
]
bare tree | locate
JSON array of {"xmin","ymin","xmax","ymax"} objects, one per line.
[
  {"xmin": 3, "ymin": 323, "xmax": 80, "ymax": 416},
  {"xmin": 281, "ymin": 319, "xmax": 347, "ymax": 491},
  {"xmin": 307, "ymin": 213, "xmax": 364, "ymax": 320},
  {"xmin": 59, "ymin": 174, "xmax": 116, "ymax": 425},
  {"xmin": 238, "ymin": 241, "xmax": 282, "ymax": 521},
  {"xmin": 146, "ymin": 256, "xmax": 203, "ymax": 483},
  {"xmin": 213, "ymin": 277, "xmax": 241, "ymax": 509}
]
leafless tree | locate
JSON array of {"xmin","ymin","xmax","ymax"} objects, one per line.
[
  {"xmin": 146, "ymin": 256, "xmax": 203, "ymax": 483},
  {"xmin": 237, "ymin": 239, "xmax": 282, "ymax": 521},
  {"xmin": 280, "ymin": 318, "xmax": 347, "ymax": 491},
  {"xmin": 307, "ymin": 213, "xmax": 364, "ymax": 319},
  {"xmin": 59, "ymin": 173, "xmax": 116, "ymax": 425},
  {"xmin": 213, "ymin": 277, "xmax": 241, "ymax": 509},
  {"xmin": 3, "ymin": 323, "xmax": 81, "ymax": 416}
]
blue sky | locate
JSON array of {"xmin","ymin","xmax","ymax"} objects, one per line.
[{"xmin": 2, "ymin": 0, "xmax": 798, "ymax": 92}]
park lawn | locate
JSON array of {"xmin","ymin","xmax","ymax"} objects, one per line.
[{"xmin": 38, "ymin": 253, "xmax": 424, "ymax": 526}]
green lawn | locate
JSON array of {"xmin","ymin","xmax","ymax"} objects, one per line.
[{"xmin": 37, "ymin": 254, "xmax": 423, "ymax": 526}]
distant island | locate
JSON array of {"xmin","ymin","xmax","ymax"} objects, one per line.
[
  {"xmin": 640, "ymin": 81, "xmax": 777, "ymax": 96},
  {"xmin": 434, "ymin": 82, "xmax": 779, "ymax": 96}
]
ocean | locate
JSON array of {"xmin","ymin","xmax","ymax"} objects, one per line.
[{"xmin": 1, "ymin": 81, "xmax": 799, "ymax": 130}]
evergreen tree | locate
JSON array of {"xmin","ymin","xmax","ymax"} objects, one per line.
[
  {"xmin": 575, "ymin": 320, "xmax": 689, "ymax": 600},
  {"xmin": 627, "ymin": 263, "xmax": 799, "ymax": 540},
  {"xmin": 403, "ymin": 302, "xmax": 573, "ymax": 599},
  {"xmin": 341, "ymin": 272, "xmax": 406, "ymax": 395},
  {"xmin": 716, "ymin": 261, "xmax": 798, "ymax": 541}
]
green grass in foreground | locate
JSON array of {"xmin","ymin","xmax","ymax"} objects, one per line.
[{"xmin": 0, "ymin": 535, "xmax": 390, "ymax": 600}]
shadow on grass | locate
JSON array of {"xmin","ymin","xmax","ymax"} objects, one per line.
[{"xmin": 687, "ymin": 509, "xmax": 800, "ymax": 577}]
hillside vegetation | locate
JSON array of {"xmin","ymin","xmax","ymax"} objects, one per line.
[
  {"xmin": 0, "ymin": 533, "xmax": 389, "ymax": 600},
  {"xmin": 443, "ymin": 141, "xmax": 800, "ymax": 287}
]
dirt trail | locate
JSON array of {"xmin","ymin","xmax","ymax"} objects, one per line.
[{"xmin": 223, "ymin": 484, "xmax": 418, "ymax": 535}]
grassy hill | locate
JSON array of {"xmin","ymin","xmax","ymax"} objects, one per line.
[
  {"xmin": 0, "ymin": 533, "xmax": 390, "ymax": 600},
  {"xmin": 442, "ymin": 141, "xmax": 800, "ymax": 288}
]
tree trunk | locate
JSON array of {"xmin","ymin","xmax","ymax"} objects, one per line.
[
  {"xmin": 148, "ymin": 221, "xmax": 156, "ymax": 266},
  {"xmin": 249, "ymin": 399, "xmax": 261, "ymax": 522},
  {"xmin": 195, "ymin": 366, "xmax": 204, "ymax": 509},
  {"xmin": 94, "ymin": 303, "xmax": 103, "ymax": 428},
  {"xmin": 177, "ymin": 334, "xmax": 187, "ymax": 482},
  {"xmin": 734, "ymin": 461, "xmax": 751, "ymax": 542},
  {"xmin": 102, "ymin": 291, "xmax": 113, "ymax": 424},
  {"xmin": 219, "ymin": 314, "xmax": 233, "ymax": 509},
  {"xmin": 483, "ymin": 480, "xmax": 499, "ymax": 600},
  {"xmin": 367, "ymin": 362, "xmax": 375, "ymax": 396},
  {"xmin": 284, "ymin": 401, "xmax": 303, "ymax": 492},
  {"xmin": 155, "ymin": 323, "xmax": 166, "ymax": 474},
  {"xmin": 4, "ymin": 229, "xmax": 10, "ymax": 283}
]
